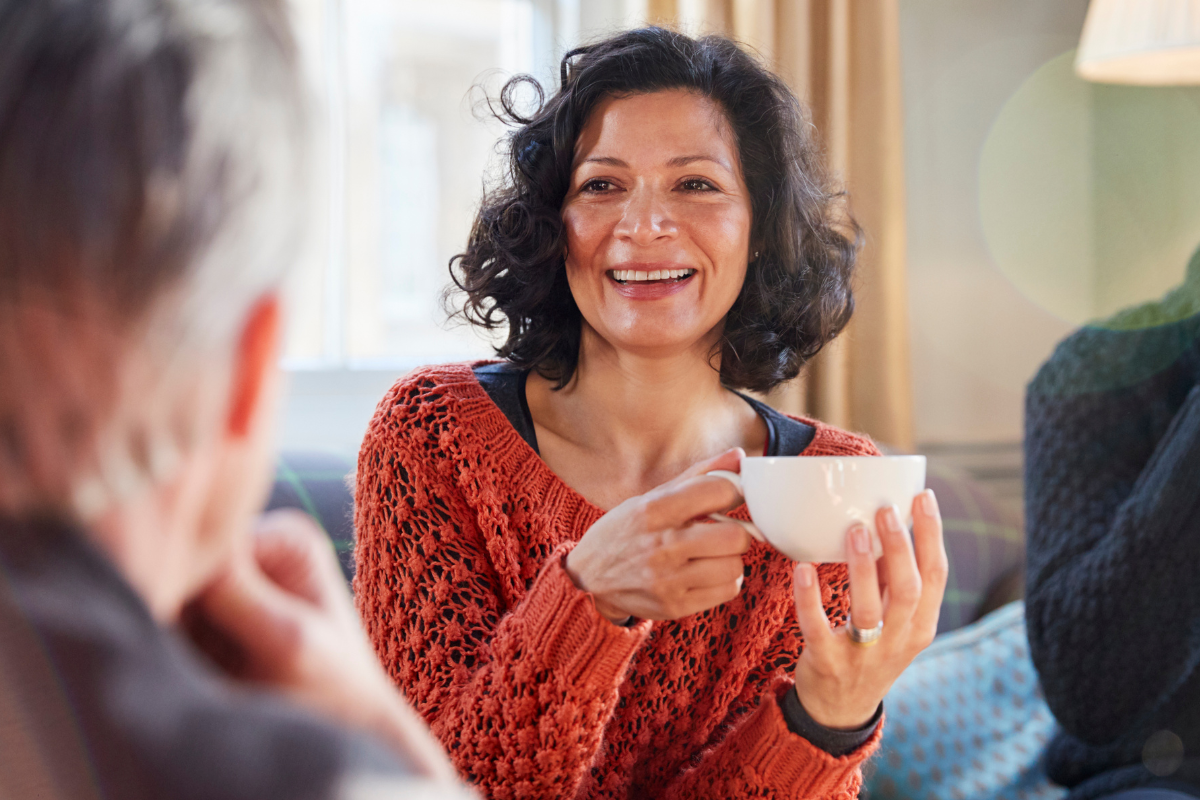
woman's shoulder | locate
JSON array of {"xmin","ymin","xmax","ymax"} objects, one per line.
[
  {"xmin": 363, "ymin": 361, "xmax": 499, "ymax": 448},
  {"xmin": 788, "ymin": 416, "xmax": 882, "ymax": 457},
  {"xmin": 381, "ymin": 361, "xmax": 483, "ymax": 402}
]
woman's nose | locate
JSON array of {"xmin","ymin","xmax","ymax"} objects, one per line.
[{"xmin": 612, "ymin": 186, "xmax": 678, "ymax": 246}]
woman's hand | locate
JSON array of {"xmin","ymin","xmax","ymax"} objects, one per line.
[
  {"xmin": 184, "ymin": 509, "xmax": 457, "ymax": 782},
  {"xmin": 564, "ymin": 448, "xmax": 753, "ymax": 623},
  {"xmin": 791, "ymin": 490, "xmax": 948, "ymax": 730}
]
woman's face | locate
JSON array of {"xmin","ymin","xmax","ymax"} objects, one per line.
[{"xmin": 561, "ymin": 89, "xmax": 753, "ymax": 360}]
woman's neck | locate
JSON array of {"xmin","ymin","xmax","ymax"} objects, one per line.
[{"xmin": 525, "ymin": 324, "xmax": 766, "ymax": 509}]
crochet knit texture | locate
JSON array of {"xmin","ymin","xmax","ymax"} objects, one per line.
[{"xmin": 355, "ymin": 363, "xmax": 883, "ymax": 799}]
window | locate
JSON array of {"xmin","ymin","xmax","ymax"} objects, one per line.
[
  {"xmin": 279, "ymin": 0, "xmax": 629, "ymax": 455},
  {"xmin": 284, "ymin": 0, "xmax": 653, "ymax": 369}
]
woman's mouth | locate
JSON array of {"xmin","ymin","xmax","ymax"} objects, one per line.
[
  {"xmin": 607, "ymin": 268, "xmax": 696, "ymax": 285},
  {"xmin": 605, "ymin": 267, "xmax": 697, "ymax": 300}
]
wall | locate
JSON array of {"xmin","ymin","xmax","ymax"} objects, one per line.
[
  {"xmin": 901, "ymin": 0, "xmax": 1200, "ymax": 452},
  {"xmin": 1091, "ymin": 82, "xmax": 1200, "ymax": 318},
  {"xmin": 899, "ymin": 0, "xmax": 1087, "ymax": 448}
]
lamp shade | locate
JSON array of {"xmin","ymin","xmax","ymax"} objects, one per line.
[{"xmin": 1076, "ymin": 0, "xmax": 1200, "ymax": 85}]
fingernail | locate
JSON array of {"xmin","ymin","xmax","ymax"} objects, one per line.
[
  {"xmin": 851, "ymin": 524, "xmax": 871, "ymax": 554},
  {"xmin": 796, "ymin": 564, "xmax": 814, "ymax": 588},
  {"xmin": 885, "ymin": 505, "xmax": 903, "ymax": 534},
  {"xmin": 919, "ymin": 489, "xmax": 939, "ymax": 517},
  {"xmin": 735, "ymin": 575, "xmax": 744, "ymax": 591}
]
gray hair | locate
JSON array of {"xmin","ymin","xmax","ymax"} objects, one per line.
[{"xmin": 0, "ymin": 0, "xmax": 308, "ymax": 519}]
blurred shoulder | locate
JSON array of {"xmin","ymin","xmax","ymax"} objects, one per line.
[
  {"xmin": 1029, "ymin": 318, "xmax": 1200, "ymax": 401},
  {"xmin": 790, "ymin": 416, "xmax": 882, "ymax": 456},
  {"xmin": 1029, "ymin": 263, "xmax": 1200, "ymax": 400}
]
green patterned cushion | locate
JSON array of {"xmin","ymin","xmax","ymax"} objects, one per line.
[{"xmin": 926, "ymin": 465, "xmax": 1024, "ymax": 633}]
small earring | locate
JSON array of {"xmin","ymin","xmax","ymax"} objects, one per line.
[{"xmin": 753, "ymin": 250, "xmax": 761, "ymax": 260}]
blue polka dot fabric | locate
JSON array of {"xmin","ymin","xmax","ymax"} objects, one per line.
[{"xmin": 863, "ymin": 601, "xmax": 1065, "ymax": 800}]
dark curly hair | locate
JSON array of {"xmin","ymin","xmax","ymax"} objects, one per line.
[{"xmin": 449, "ymin": 26, "xmax": 858, "ymax": 393}]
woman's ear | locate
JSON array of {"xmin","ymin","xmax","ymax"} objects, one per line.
[{"xmin": 226, "ymin": 294, "xmax": 282, "ymax": 439}]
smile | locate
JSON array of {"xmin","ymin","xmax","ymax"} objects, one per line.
[{"xmin": 608, "ymin": 268, "xmax": 696, "ymax": 284}]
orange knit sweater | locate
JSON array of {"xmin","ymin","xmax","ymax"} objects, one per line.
[{"xmin": 354, "ymin": 363, "xmax": 883, "ymax": 799}]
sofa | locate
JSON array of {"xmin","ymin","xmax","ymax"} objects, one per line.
[
  {"xmin": 267, "ymin": 450, "xmax": 1047, "ymax": 800},
  {"xmin": 266, "ymin": 451, "xmax": 1025, "ymax": 627}
]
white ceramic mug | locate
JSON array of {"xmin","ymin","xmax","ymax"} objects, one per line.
[{"xmin": 707, "ymin": 455, "xmax": 927, "ymax": 563}]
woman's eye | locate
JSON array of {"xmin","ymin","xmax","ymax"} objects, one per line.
[
  {"xmin": 582, "ymin": 179, "xmax": 614, "ymax": 193},
  {"xmin": 681, "ymin": 178, "xmax": 717, "ymax": 192}
]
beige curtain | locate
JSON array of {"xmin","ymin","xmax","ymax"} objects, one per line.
[{"xmin": 644, "ymin": 0, "xmax": 915, "ymax": 452}]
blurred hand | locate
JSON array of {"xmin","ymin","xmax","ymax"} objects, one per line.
[
  {"xmin": 185, "ymin": 508, "xmax": 456, "ymax": 781},
  {"xmin": 564, "ymin": 448, "xmax": 753, "ymax": 624},
  {"xmin": 791, "ymin": 491, "xmax": 948, "ymax": 730}
]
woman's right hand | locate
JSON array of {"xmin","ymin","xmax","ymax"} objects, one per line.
[{"xmin": 564, "ymin": 448, "xmax": 753, "ymax": 623}]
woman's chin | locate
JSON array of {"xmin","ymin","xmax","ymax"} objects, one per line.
[{"xmin": 588, "ymin": 321, "xmax": 720, "ymax": 362}]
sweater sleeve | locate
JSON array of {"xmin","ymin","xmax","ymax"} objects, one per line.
[
  {"xmin": 1024, "ymin": 330, "xmax": 1200, "ymax": 745},
  {"xmin": 661, "ymin": 686, "xmax": 882, "ymax": 800},
  {"xmin": 353, "ymin": 384, "xmax": 649, "ymax": 799},
  {"xmin": 660, "ymin": 427, "xmax": 884, "ymax": 799}
]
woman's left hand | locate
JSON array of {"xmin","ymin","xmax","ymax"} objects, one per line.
[{"xmin": 791, "ymin": 489, "xmax": 948, "ymax": 730}]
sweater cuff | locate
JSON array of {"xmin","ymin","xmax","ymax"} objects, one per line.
[
  {"xmin": 521, "ymin": 543, "xmax": 651, "ymax": 685},
  {"xmin": 729, "ymin": 686, "xmax": 883, "ymax": 795},
  {"xmin": 781, "ymin": 685, "xmax": 882, "ymax": 757}
]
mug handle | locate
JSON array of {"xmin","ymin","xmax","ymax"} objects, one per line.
[{"xmin": 705, "ymin": 470, "xmax": 766, "ymax": 544}]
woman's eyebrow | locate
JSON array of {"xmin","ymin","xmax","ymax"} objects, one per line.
[
  {"xmin": 581, "ymin": 156, "xmax": 627, "ymax": 167},
  {"xmin": 666, "ymin": 154, "xmax": 731, "ymax": 170},
  {"xmin": 579, "ymin": 154, "xmax": 732, "ymax": 170}
]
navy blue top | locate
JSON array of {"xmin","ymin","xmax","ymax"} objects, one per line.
[{"xmin": 473, "ymin": 361, "xmax": 817, "ymax": 457}]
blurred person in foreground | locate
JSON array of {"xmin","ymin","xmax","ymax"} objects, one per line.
[
  {"xmin": 354, "ymin": 27, "xmax": 947, "ymax": 799},
  {"xmin": 1025, "ymin": 246, "xmax": 1200, "ymax": 799},
  {"xmin": 0, "ymin": 0, "xmax": 469, "ymax": 797}
]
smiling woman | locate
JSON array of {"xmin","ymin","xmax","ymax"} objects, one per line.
[
  {"xmin": 354, "ymin": 26, "xmax": 948, "ymax": 800},
  {"xmin": 450, "ymin": 31, "xmax": 856, "ymax": 394},
  {"xmin": 562, "ymin": 90, "xmax": 753, "ymax": 368}
]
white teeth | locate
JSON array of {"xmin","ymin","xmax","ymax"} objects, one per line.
[{"xmin": 611, "ymin": 268, "xmax": 696, "ymax": 282}]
